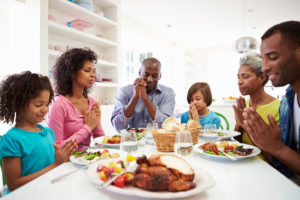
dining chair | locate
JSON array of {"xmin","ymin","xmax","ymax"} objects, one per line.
[{"xmin": 214, "ymin": 112, "xmax": 230, "ymax": 130}]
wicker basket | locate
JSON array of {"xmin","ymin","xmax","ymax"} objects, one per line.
[{"xmin": 152, "ymin": 127, "xmax": 201, "ymax": 152}]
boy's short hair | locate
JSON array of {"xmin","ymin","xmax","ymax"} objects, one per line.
[{"xmin": 187, "ymin": 82, "xmax": 212, "ymax": 106}]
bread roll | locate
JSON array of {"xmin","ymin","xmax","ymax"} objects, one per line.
[
  {"xmin": 187, "ymin": 119, "xmax": 201, "ymax": 130},
  {"xmin": 162, "ymin": 117, "xmax": 181, "ymax": 131}
]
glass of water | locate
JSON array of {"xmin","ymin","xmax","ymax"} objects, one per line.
[
  {"xmin": 203, "ymin": 124, "xmax": 218, "ymax": 141},
  {"xmin": 145, "ymin": 122, "xmax": 158, "ymax": 146},
  {"xmin": 174, "ymin": 130, "xmax": 193, "ymax": 157},
  {"xmin": 120, "ymin": 129, "xmax": 138, "ymax": 155}
]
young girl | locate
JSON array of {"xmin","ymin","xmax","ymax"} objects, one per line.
[
  {"xmin": 181, "ymin": 82, "xmax": 220, "ymax": 128},
  {"xmin": 0, "ymin": 71, "xmax": 77, "ymax": 194},
  {"xmin": 233, "ymin": 54, "xmax": 280, "ymax": 161},
  {"xmin": 48, "ymin": 48, "xmax": 105, "ymax": 151}
]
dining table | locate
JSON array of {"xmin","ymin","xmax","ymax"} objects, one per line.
[{"xmin": 1, "ymin": 139, "xmax": 300, "ymax": 200}]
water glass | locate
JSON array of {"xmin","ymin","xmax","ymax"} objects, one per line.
[
  {"xmin": 120, "ymin": 129, "xmax": 138, "ymax": 155},
  {"xmin": 174, "ymin": 131, "xmax": 193, "ymax": 157},
  {"xmin": 145, "ymin": 122, "xmax": 158, "ymax": 146},
  {"xmin": 203, "ymin": 124, "xmax": 218, "ymax": 141},
  {"xmin": 204, "ymin": 124, "xmax": 217, "ymax": 133}
]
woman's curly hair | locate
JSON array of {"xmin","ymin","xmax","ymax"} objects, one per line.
[
  {"xmin": 53, "ymin": 48, "xmax": 97, "ymax": 97},
  {"xmin": 0, "ymin": 71, "xmax": 54, "ymax": 124}
]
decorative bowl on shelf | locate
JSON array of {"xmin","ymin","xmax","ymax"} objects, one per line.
[{"xmin": 66, "ymin": 19, "xmax": 93, "ymax": 31}]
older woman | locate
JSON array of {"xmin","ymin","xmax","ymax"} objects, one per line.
[{"xmin": 233, "ymin": 54, "xmax": 280, "ymax": 161}]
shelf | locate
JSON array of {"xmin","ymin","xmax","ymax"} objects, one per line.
[
  {"xmin": 48, "ymin": 49, "xmax": 61, "ymax": 58},
  {"xmin": 96, "ymin": 60, "xmax": 117, "ymax": 68},
  {"xmin": 94, "ymin": 0, "xmax": 117, "ymax": 9},
  {"xmin": 49, "ymin": 0, "xmax": 117, "ymax": 28},
  {"xmin": 48, "ymin": 21, "xmax": 118, "ymax": 47},
  {"xmin": 48, "ymin": 49, "xmax": 117, "ymax": 68},
  {"xmin": 95, "ymin": 82, "xmax": 118, "ymax": 88}
]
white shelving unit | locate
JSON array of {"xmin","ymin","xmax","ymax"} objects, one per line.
[{"xmin": 41, "ymin": 0, "xmax": 120, "ymax": 105}]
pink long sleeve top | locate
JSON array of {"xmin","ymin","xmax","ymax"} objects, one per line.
[{"xmin": 48, "ymin": 95, "xmax": 105, "ymax": 151}]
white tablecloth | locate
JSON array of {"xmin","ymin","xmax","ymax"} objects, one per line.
[{"xmin": 2, "ymin": 144, "xmax": 300, "ymax": 200}]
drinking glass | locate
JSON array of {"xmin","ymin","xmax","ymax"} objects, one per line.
[
  {"xmin": 145, "ymin": 122, "xmax": 158, "ymax": 146},
  {"xmin": 203, "ymin": 124, "xmax": 218, "ymax": 141},
  {"xmin": 174, "ymin": 130, "xmax": 193, "ymax": 157},
  {"xmin": 120, "ymin": 129, "xmax": 138, "ymax": 155}
]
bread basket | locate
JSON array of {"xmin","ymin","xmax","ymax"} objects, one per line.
[{"xmin": 152, "ymin": 127, "xmax": 201, "ymax": 152}]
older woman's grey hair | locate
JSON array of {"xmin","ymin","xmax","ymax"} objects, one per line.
[{"xmin": 239, "ymin": 54, "xmax": 268, "ymax": 86}]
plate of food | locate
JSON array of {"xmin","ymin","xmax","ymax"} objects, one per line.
[
  {"xmin": 220, "ymin": 96, "xmax": 237, "ymax": 104},
  {"xmin": 94, "ymin": 128, "xmax": 147, "ymax": 148},
  {"xmin": 200, "ymin": 129, "xmax": 241, "ymax": 140},
  {"xmin": 94, "ymin": 135, "xmax": 121, "ymax": 149},
  {"xmin": 87, "ymin": 154, "xmax": 215, "ymax": 199},
  {"xmin": 194, "ymin": 141, "xmax": 261, "ymax": 160},
  {"xmin": 70, "ymin": 149, "xmax": 121, "ymax": 166}
]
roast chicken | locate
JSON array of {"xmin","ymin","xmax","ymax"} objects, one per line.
[{"xmin": 133, "ymin": 155, "xmax": 196, "ymax": 192}]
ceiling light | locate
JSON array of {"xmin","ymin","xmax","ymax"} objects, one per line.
[{"xmin": 234, "ymin": 36, "xmax": 258, "ymax": 54}]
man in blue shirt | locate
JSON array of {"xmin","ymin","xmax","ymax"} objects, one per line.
[
  {"xmin": 111, "ymin": 57, "xmax": 175, "ymax": 132},
  {"xmin": 242, "ymin": 21, "xmax": 300, "ymax": 181}
]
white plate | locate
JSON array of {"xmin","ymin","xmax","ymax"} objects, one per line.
[
  {"xmin": 220, "ymin": 99, "xmax": 236, "ymax": 104},
  {"xmin": 94, "ymin": 136, "xmax": 120, "ymax": 149},
  {"xmin": 200, "ymin": 130, "xmax": 241, "ymax": 140},
  {"xmin": 86, "ymin": 160, "xmax": 215, "ymax": 199},
  {"xmin": 194, "ymin": 141, "xmax": 261, "ymax": 160},
  {"xmin": 70, "ymin": 149, "xmax": 122, "ymax": 166}
]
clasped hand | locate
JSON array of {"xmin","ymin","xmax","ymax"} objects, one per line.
[{"xmin": 134, "ymin": 78, "xmax": 147, "ymax": 98}]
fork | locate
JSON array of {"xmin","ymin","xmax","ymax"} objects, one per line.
[{"xmin": 51, "ymin": 165, "xmax": 88, "ymax": 183}]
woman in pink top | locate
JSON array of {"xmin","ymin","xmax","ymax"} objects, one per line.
[{"xmin": 48, "ymin": 48, "xmax": 105, "ymax": 151}]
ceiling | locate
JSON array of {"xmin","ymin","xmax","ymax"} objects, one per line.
[{"xmin": 121, "ymin": 0, "xmax": 300, "ymax": 49}]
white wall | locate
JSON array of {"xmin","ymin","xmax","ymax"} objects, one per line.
[
  {"xmin": 0, "ymin": 0, "xmax": 41, "ymax": 135},
  {"xmin": 121, "ymin": 13, "xmax": 187, "ymax": 106},
  {"xmin": 192, "ymin": 46, "xmax": 242, "ymax": 100}
]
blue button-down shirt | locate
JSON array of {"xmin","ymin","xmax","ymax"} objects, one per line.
[
  {"xmin": 111, "ymin": 84, "xmax": 175, "ymax": 132},
  {"xmin": 271, "ymin": 86, "xmax": 300, "ymax": 178}
]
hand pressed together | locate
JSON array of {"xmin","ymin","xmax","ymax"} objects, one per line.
[
  {"xmin": 85, "ymin": 103, "xmax": 101, "ymax": 130},
  {"xmin": 242, "ymin": 107, "xmax": 283, "ymax": 154},
  {"xmin": 189, "ymin": 104, "xmax": 200, "ymax": 125},
  {"xmin": 54, "ymin": 138, "xmax": 78, "ymax": 165},
  {"xmin": 233, "ymin": 96, "xmax": 247, "ymax": 129}
]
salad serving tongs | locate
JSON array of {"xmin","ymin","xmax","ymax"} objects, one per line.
[
  {"xmin": 218, "ymin": 149, "xmax": 238, "ymax": 161},
  {"xmin": 51, "ymin": 165, "xmax": 88, "ymax": 184},
  {"xmin": 97, "ymin": 161, "xmax": 137, "ymax": 188}
]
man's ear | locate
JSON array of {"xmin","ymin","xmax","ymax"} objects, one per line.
[
  {"xmin": 139, "ymin": 69, "xmax": 142, "ymax": 78},
  {"xmin": 159, "ymin": 72, "xmax": 162, "ymax": 80}
]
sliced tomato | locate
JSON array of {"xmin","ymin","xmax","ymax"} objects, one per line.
[
  {"xmin": 100, "ymin": 166, "xmax": 111, "ymax": 175},
  {"xmin": 114, "ymin": 174, "xmax": 126, "ymax": 188},
  {"xmin": 100, "ymin": 149, "xmax": 109, "ymax": 155},
  {"xmin": 226, "ymin": 146, "xmax": 234, "ymax": 151}
]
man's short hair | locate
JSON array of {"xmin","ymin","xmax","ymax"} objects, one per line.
[
  {"xmin": 261, "ymin": 21, "xmax": 300, "ymax": 49},
  {"xmin": 142, "ymin": 57, "xmax": 161, "ymax": 69}
]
